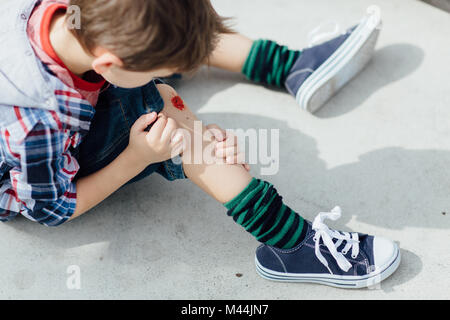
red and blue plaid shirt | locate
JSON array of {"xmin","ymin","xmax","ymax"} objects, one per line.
[
  {"xmin": 0, "ymin": 74, "xmax": 97, "ymax": 226},
  {"xmin": 0, "ymin": 0, "xmax": 104, "ymax": 226}
]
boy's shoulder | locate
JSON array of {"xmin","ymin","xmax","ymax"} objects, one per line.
[{"xmin": 0, "ymin": 0, "xmax": 60, "ymax": 113}]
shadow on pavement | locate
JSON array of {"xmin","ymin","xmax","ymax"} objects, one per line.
[
  {"xmin": 317, "ymin": 43, "xmax": 425, "ymax": 118},
  {"xmin": 7, "ymin": 110, "xmax": 450, "ymax": 290}
]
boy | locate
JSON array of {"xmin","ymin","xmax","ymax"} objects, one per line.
[{"xmin": 0, "ymin": 0, "xmax": 400, "ymax": 288}]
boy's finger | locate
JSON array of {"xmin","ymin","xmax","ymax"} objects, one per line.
[
  {"xmin": 216, "ymin": 140, "xmax": 240, "ymax": 150},
  {"xmin": 170, "ymin": 130, "xmax": 184, "ymax": 147},
  {"xmin": 224, "ymin": 134, "xmax": 238, "ymax": 148},
  {"xmin": 215, "ymin": 135, "xmax": 239, "ymax": 150},
  {"xmin": 171, "ymin": 140, "xmax": 185, "ymax": 157},
  {"xmin": 226, "ymin": 153, "xmax": 247, "ymax": 165},
  {"xmin": 148, "ymin": 114, "xmax": 168, "ymax": 138},
  {"xmin": 132, "ymin": 112, "xmax": 157, "ymax": 133},
  {"xmin": 215, "ymin": 145, "xmax": 239, "ymax": 158},
  {"xmin": 206, "ymin": 124, "xmax": 226, "ymax": 142},
  {"xmin": 161, "ymin": 118, "xmax": 178, "ymax": 143},
  {"xmin": 216, "ymin": 138, "xmax": 240, "ymax": 152}
]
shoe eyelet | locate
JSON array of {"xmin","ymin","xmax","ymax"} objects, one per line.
[
  {"xmin": 341, "ymin": 250, "xmax": 347, "ymax": 255},
  {"xmin": 351, "ymin": 254, "xmax": 357, "ymax": 259}
]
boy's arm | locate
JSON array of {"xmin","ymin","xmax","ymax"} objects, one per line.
[
  {"xmin": 69, "ymin": 144, "xmax": 147, "ymax": 220},
  {"xmin": 72, "ymin": 110, "xmax": 187, "ymax": 220}
]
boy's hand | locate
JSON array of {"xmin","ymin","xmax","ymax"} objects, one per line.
[
  {"xmin": 206, "ymin": 124, "xmax": 250, "ymax": 172},
  {"xmin": 126, "ymin": 112, "xmax": 184, "ymax": 166}
]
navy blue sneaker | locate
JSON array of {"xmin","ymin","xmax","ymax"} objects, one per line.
[
  {"xmin": 285, "ymin": 8, "xmax": 382, "ymax": 113},
  {"xmin": 255, "ymin": 206, "xmax": 401, "ymax": 289}
]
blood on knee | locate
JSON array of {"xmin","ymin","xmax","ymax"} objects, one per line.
[
  {"xmin": 171, "ymin": 96, "xmax": 186, "ymax": 111},
  {"xmin": 156, "ymin": 83, "xmax": 186, "ymax": 111}
]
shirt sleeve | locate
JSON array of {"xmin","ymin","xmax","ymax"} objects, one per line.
[{"xmin": 1, "ymin": 118, "xmax": 79, "ymax": 227}]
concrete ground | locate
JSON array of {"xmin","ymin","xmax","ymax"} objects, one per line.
[{"xmin": 1, "ymin": 0, "xmax": 449, "ymax": 300}]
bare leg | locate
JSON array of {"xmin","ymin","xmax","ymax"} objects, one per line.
[
  {"xmin": 207, "ymin": 33, "xmax": 253, "ymax": 73},
  {"xmin": 156, "ymin": 84, "xmax": 252, "ymax": 204},
  {"xmin": 154, "ymin": 85, "xmax": 314, "ymax": 253}
]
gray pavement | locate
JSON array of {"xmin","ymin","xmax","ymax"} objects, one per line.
[{"xmin": 0, "ymin": 0, "xmax": 449, "ymax": 299}]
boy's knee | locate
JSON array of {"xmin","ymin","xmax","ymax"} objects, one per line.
[
  {"xmin": 156, "ymin": 83, "xmax": 178, "ymax": 106},
  {"xmin": 154, "ymin": 83, "xmax": 198, "ymax": 131}
]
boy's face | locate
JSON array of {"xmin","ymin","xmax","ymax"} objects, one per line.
[
  {"xmin": 90, "ymin": 49, "xmax": 176, "ymax": 88},
  {"xmin": 102, "ymin": 66, "xmax": 176, "ymax": 88}
]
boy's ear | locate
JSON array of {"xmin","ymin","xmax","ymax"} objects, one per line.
[{"xmin": 91, "ymin": 49, "xmax": 124, "ymax": 74}]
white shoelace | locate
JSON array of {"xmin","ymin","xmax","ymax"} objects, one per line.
[
  {"xmin": 307, "ymin": 6, "xmax": 382, "ymax": 48},
  {"xmin": 312, "ymin": 206, "xmax": 360, "ymax": 274},
  {"xmin": 307, "ymin": 21, "xmax": 341, "ymax": 47}
]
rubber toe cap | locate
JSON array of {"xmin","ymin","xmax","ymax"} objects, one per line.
[{"xmin": 373, "ymin": 236, "xmax": 398, "ymax": 269}]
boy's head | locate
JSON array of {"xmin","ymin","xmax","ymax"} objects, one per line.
[{"xmin": 68, "ymin": 0, "xmax": 232, "ymax": 87}]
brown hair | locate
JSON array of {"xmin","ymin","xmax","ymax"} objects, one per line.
[{"xmin": 69, "ymin": 0, "xmax": 233, "ymax": 72}]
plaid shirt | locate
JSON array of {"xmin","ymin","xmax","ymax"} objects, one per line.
[
  {"xmin": 0, "ymin": 0, "xmax": 104, "ymax": 226},
  {"xmin": 0, "ymin": 72, "xmax": 96, "ymax": 226}
]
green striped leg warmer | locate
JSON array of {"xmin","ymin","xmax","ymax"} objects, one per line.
[
  {"xmin": 225, "ymin": 178, "xmax": 309, "ymax": 249},
  {"xmin": 242, "ymin": 39, "xmax": 301, "ymax": 88}
]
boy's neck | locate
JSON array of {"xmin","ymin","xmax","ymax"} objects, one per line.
[{"xmin": 49, "ymin": 11, "xmax": 94, "ymax": 77}]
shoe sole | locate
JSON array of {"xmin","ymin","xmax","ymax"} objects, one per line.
[
  {"xmin": 296, "ymin": 12, "xmax": 382, "ymax": 113},
  {"xmin": 255, "ymin": 243, "xmax": 401, "ymax": 289}
]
